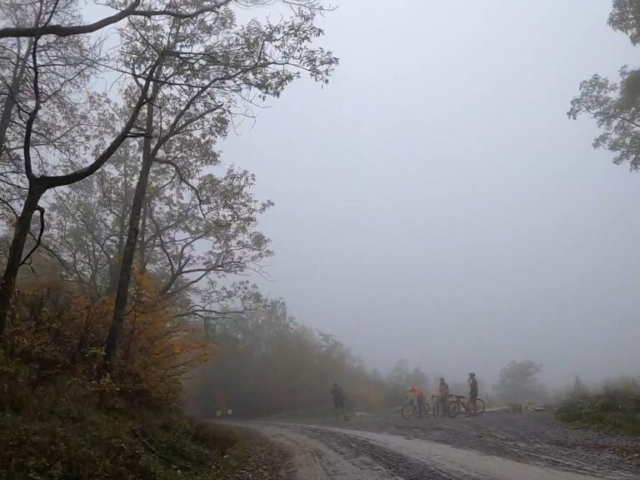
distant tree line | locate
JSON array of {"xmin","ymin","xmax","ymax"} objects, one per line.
[{"xmin": 184, "ymin": 301, "xmax": 432, "ymax": 418}]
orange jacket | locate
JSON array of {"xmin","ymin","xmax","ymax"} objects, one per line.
[{"xmin": 410, "ymin": 386, "xmax": 425, "ymax": 399}]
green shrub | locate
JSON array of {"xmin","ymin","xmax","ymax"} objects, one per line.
[
  {"xmin": 0, "ymin": 370, "xmax": 251, "ymax": 480},
  {"xmin": 557, "ymin": 389, "xmax": 640, "ymax": 436}
]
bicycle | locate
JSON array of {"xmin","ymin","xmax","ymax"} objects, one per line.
[
  {"xmin": 401, "ymin": 397, "xmax": 430, "ymax": 418},
  {"xmin": 431, "ymin": 394, "xmax": 452, "ymax": 418},
  {"xmin": 446, "ymin": 395, "xmax": 485, "ymax": 418}
]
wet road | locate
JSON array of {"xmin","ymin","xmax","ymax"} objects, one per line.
[{"xmin": 245, "ymin": 415, "xmax": 640, "ymax": 480}]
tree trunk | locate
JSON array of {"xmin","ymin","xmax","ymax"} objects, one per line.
[
  {"xmin": 106, "ymin": 140, "xmax": 137, "ymax": 297},
  {"xmin": 0, "ymin": 186, "xmax": 44, "ymax": 336},
  {"xmin": 0, "ymin": 30, "xmax": 36, "ymax": 157},
  {"xmin": 104, "ymin": 98, "xmax": 156, "ymax": 366},
  {"xmin": 138, "ymin": 201, "xmax": 148, "ymax": 275},
  {"xmin": 106, "ymin": 258, "xmax": 120, "ymax": 297}
]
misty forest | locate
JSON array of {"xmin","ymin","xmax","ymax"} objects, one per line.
[{"xmin": 1, "ymin": 1, "xmax": 640, "ymax": 479}]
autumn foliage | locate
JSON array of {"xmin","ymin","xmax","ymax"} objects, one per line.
[
  {"xmin": 184, "ymin": 303, "xmax": 430, "ymax": 419},
  {"xmin": 0, "ymin": 267, "xmax": 218, "ymax": 479},
  {"xmin": 0, "ymin": 0, "xmax": 341, "ymax": 477},
  {"xmin": 3, "ymin": 268, "xmax": 213, "ymax": 402}
]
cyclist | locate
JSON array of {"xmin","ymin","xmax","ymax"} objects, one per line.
[
  {"xmin": 331, "ymin": 382, "xmax": 348, "ymax": 421},
  {"xmin": 408, "ymin": 386, "xmax": 427, "ymax": 417},
  {"xmin": 468, "ymin": 372, "xmax": 478, "ymax": 415},
  {"xmin": 438, "ymin": 377, "xmax": 449, "ymax": 416}
]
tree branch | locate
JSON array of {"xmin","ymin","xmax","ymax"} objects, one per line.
[
  {"xmin": 0, "ymin": 0, "xmax": 142, "ymax": 39},
  {"xmin": 20, "ymin": 205, "xmax": 45, "ymax": 267},
  {"xmin": 595, "ymin": 110, "xmax": 640, "ymax": 130},
  {"xmin": 23, "ymin": 38, "xmax": 41, "ymax": 180},
  {"xmin": 37, "ymin": 58, "xmax": 162, "ymax": 189},
  {"xmin": 0, "ymin": 0, "xmax": 236, "ymax": 39},
  {"xmin": 154, "ymin": 158, "xmax": 205, "ymax": 206}
]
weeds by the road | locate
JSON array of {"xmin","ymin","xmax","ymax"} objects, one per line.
[
  {"xmin": 557, "ymin": 389, "xmax": 640, "ymax": 436},
  {"xmin": 0, "ymin": 377, "xmax": 258, "ymax": 480},
  {"xmin": 0, "ymin": 276, "xmax": 279, "ymax": 479}
]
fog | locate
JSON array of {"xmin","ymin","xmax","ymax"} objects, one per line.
[
  {"xmin": 221, "ymin": 0, "xmax": 640, "ymax": 388},
  {"xmin": 5, "ymin": 2, "xmax": 640, "ymax": 476},
  {"xmin": 74, "ymin": 0, "xmax": 640, "ymax": 389}
]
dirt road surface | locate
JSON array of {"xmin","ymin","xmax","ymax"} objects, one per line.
[{"xmin": 238, "ymin": 411, "xmax": 640, "ymax": 479}]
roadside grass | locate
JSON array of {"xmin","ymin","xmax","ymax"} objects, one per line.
[
  {"xmin": 0, "ymin": 372, "xmax": 261, "ymax": 480},
  {"xmin": 556, "ymin": 389, "xmax": 640, "ymax": 436},
  {"xmin": 0, "ymin": 276, "xmax": 278, "ymax": 479}
]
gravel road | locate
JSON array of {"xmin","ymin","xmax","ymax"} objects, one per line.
[{"xmin": 239, "ymin": 411, "xmax": 640, "ymax": 479}]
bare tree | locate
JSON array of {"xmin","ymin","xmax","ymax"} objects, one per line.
[
  {"xmin": 0, "ymin": 0, "xmax": 161, "ymax": 335},
  {"xmin": 0, "ymin": 0, "xmax": 94, "ymax": 204},
  {"xmin": 0, "ymin": 0, "xmax": 313, "ymax": 336},
  {"xmin": 47, "ymin": 141, "xmax": 274, "ymax": 305},
  {"xmin": 0, "ymin": 0, "xmax": 330, "ymax": 39},
  {"xmin": 102, "ymin": 1, "xmax": 337, "ymax": 365}
]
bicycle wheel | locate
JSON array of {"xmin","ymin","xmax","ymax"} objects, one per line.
[
  {"xmin": 401, "ymin": 402, "xmax": 415, "ymax": 419},
  {"xmin": 474, "ymin": 398, "xmax": 486, "ymax": 415},
  {"xmin": 448, "ymin": 400, "xmax": 461, "ymax": 418}
]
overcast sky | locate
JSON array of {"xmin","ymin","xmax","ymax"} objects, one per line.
[
  {"xmin": 82, "ymin": 0, "xmax": 640, "ymax": 389},
  {"xmin": 218, "ymin": 0, "xmax": 640, "ymax": 388}
]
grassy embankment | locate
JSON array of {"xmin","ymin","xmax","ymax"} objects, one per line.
[
  {"xmin": 556, "ymin": 379, "xmax": 640, "ymax": 436},
  {"xmin": 0, "ymin": 371, "xmax": 286, "ymax": 479}
]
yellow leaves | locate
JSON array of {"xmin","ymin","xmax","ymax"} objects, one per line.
[{"xmin": 4, "ymin": 271, "xmax": 214, "ymax": 409}]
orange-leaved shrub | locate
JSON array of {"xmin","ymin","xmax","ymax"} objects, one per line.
[
  {"xmin": 1, "ymin": 269, "xmax": 214, "ymax": 411},
  {"xmin": 0, "ymin": 264, "xmax": 221, "ymax": 479}
]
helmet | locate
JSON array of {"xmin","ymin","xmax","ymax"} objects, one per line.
[{"xmin": 469, "ymin": 372, "xmax": 476, "ymax": 377}]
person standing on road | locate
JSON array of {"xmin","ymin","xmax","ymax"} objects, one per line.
[
  {"xmin": 438, "ymin": 378, "xmax": 449, "ymax": 417},
  {"xmin": 331, "ymin": 382, "xmax": 349, "ymax": 421},
  {"xmin": 408, "ymin": 386, "xmax": 427, "ymax": 417},
  {"xmin": 468, "ymin": 372, "xmax": 478, "ymax": 415}
]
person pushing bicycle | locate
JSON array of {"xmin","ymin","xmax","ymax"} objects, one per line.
[{"xmin": 408, "ymin": 386, "xmax": 427, "ymax": 417}]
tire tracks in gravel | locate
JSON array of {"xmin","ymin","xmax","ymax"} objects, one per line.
[
  {"xmin": 251, "ymin": 423, "xmax": 636, "ymax": 480},
  {"xmin": 282, "ymin": 411, "xmax": 640, "ymax": 478},
  {"xmin": 255, "ymin": 424, "xmax": 455, "ymax": 480}
]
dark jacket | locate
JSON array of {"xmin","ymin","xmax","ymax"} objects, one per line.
[{"xmin": 469, "ymin": 378, "xmax": 478, "ymax": 397}]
